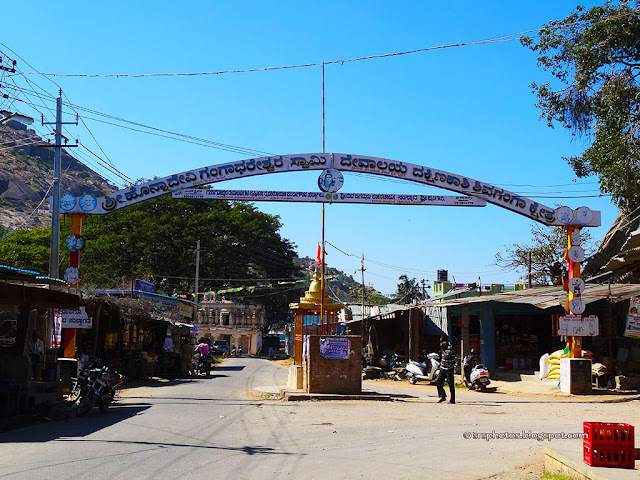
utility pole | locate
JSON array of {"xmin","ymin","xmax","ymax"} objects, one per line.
[
  {"xmin": 41, "ymin": 90, "xmax": 77, "ymax": 279},
  {"xmin": 194, "ymin": 239, "xmax": 201, "ymax": 323},
  {"xmin": 528, "ymin": 251, "xmax": 532, "ymax": 289},
  {"xmin": 48, "ymin": 94, "xmax": 63, "ymax": 279},
  {"xmin": 420, "ymin": 279, "xmax": 426, "ymax": 302},
  {"xmin": 360, "ymin": 255, "xmax": 365, "ymax": 322},
  {"xmin": 40, "ymin": 90, "xmax": 77, "ymax": 359}
]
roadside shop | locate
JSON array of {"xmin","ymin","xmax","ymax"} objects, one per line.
[
  {"xmin": 0, "ymin": 265, "xmax": 80, "ymax": 419},
  {"xmin": 425, "ymin": 283, "xmax": 640, "ymax": 377}
]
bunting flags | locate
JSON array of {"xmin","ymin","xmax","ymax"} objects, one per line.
[{"xmin": 171, "ymin": 274, "xmax": 341, "ymax": 299}]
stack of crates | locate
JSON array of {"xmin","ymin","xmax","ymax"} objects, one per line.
[{"xmin": 583, "ymin": 422, "xmax": 635, "ymax": 468}]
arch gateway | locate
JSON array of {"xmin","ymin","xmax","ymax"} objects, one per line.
[
  {"xmin": 61, "ymin": 152, "xmax": 600, "ymax": 227},
  {"xmin": 59, "ymin": 152, "xmax": 600, "ymax": 364}
]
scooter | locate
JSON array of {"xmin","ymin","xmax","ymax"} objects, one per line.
[
  {"xmin": 405, "ymin": 352, "xmax": 440, "ymax": 385},
  {"xmin": 462, "ymin": 352, "xmax": 491, "ymax": 391}
]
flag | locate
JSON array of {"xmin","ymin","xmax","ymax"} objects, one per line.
[
  {"xmin": 317, "ymin": 242, "xmax": 323, "ymax": 265},
  {"xmin": 361, "ymin": 254, "xmax": 364, "ymax": 267}
]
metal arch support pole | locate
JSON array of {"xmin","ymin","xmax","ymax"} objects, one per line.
[{"xmin": 565, "ymin": 225, "xmax": 582, "ymax": 359}]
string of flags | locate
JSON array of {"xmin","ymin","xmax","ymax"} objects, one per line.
[{"xmin": 171, "ymin": 274, "xmax": 341, "ymax": 299}]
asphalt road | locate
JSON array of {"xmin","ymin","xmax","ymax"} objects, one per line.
[{"xmin": 0, "ymin": 357, "xmax": 638, "ymax": 480}]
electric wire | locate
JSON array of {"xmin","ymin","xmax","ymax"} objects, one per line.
[{"xmin": 13, "ymin": 10, "xmax": 639, "ymax": 79}]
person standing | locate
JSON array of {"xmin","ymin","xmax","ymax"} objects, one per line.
[
  {"xmin": 180, "ymin": 339, "xmax": 195, "ymax": 378},
  {"xmin": 436, "ymin": 336, "xmax": 457, "ymax": 404},
  {"xmin": 26, "ymin": 330, "xmax": 44, "ymax": 380}
]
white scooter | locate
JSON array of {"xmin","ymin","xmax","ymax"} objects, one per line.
[
  {"xmin": 462, "ymin": 351, "xmax": 491, "ymax": 391},
  {"xmin": 405, "ymin": 352, "xmax": 440, "ymax": 385}
]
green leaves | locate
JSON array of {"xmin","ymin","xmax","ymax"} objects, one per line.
[{"xmin": 522, "ymin": 0, "xmax": 640, "ymax": 213}]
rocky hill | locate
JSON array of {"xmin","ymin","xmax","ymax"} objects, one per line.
[{"xmin": 0, "ymin": 120, "xmax": 115, "ymax": 230}]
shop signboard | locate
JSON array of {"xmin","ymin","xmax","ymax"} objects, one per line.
[
  {"xmin": 558, "ymin": 315, "xmax": 598, "ymax": 337},
  {"xmin": 319, "ymin": 337, "xmax": 350, "ymax": 359},
  {"xmin": 56, "ymin": 307, "xmax": 93, "ymax": 329},
  {"xmin": 138, "ymin": 292, "xmax": 194, "ymax": 318},
  {"xmin": 625, "ymin": 297, "xmax": 640, "ymax": 339}
]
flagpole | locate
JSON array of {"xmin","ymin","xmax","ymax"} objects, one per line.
[
  {"xmin": 321, "ymin": 203, "xmax": 325, "ymax": 334},
  {"xmin": 320, "ymin": 62, "xmax": 326, "ymax": 334}
]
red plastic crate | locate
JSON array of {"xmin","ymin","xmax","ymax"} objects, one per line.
[
  {"xmin": 583, "ymin": 442, "xmax": 635, "ymax": 468},
  {"xmin": 583, "ymin": 422, "xmax": 635, "ymax": 447}
]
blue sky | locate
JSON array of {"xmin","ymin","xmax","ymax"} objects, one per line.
[{"xmin": 0, "ymin": 1, "xmax": 617, "ymax": 296}]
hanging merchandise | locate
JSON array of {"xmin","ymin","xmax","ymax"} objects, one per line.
[{"xmin": 122, "ymin": 324, "xmax": 131, "ymax": 350}]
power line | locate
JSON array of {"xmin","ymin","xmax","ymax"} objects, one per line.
[{"xmin": 11, "ymin": 10, "xmax": 638, "ymax": 80}]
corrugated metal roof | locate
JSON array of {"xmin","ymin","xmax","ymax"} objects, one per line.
[{"xmin": 423, "ymin": 283, "xmax": 640, "ymax": 310}]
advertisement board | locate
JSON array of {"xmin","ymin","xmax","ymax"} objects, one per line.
[
  {"xmin": 319, "ymin": 337, "xmax": 351, "ymax": 359},
  {"xmin": 625, "ymin": 297, "xmax": 640, "ymax": 339}
]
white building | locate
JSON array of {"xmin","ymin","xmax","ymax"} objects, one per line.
[{"xmin": 197, "ymin": 295, "xmax": 265, "ymax": 355}]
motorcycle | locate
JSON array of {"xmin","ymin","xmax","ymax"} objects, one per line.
[
  {"xmin": 194, "ymin": 353, "xmax": 213, "ymax": 376},
  {"xmin": 405, "ymin": 352, "xmax": 440, "ymax": 385},
  {"xmin": 462, "ymin": 352, "xmax": 491, "ymax": 391},
  {"xmin": 76, "ymin": 364, "xmax": 124, "ymax": 416}
]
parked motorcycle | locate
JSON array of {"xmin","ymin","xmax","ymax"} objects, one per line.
[
  {"xmin": 76, "ymin": 364, "xmax": 124, "ymax": 416},
  {"xmin": 462, "ymin": 350, "xmax": 491, "ymax": 391},
  {"xmin": 405, "ymin": 352, "xmax": 440, "ymax": 385},
  {"xmin": 68, "ymin": 358, "xmax": 98, "ymax": 403}
]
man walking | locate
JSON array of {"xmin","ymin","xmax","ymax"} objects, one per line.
[{"xmin": 436, "ymin": 336, "xmax": 457, "ymax": 404}]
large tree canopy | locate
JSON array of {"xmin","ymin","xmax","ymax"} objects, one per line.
[
  {"xmin": 521, "ymin": 1, "xmax": 640, "ymax": 277},
  {"xmin": 0, "ymin": 195, "xmax": 300, "ymax": 330}
]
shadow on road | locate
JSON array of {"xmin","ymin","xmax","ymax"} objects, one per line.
[
  {"xmin": 53, "ymin": 437, "xmax": 296, "ymax": 456},
  {"xmin": 213, "ymin": 365, "xmax": 246, "ymax": 372},
  {"xmin": 0, "ymin": 403, "xmax": 151, "ymax": 443}
]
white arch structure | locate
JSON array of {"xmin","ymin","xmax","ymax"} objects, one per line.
[{"xmin": 64, "ymin": 152, "xmax": 600, "ymax": 227}]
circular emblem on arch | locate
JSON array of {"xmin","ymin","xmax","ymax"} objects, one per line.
[
  {"xmin": 575, "ymin": 206, "xmax": 593, "ymax": 225},
  {"xmin": 568, "ymin": 246, "xmax": 585, "ymax": 263},
  {"xmin": 569, "ymin": 297, "xmax": 586, "ymax": 315},
  {"xmin": 318, "ymin": 169, "xmax": 344, "ymax": 193},
  {"xmin": 555, "ymin": 206, "xmax": 574, "ymax": 225},
  {"xmin": 64, "ymin": 267, "xmax": 83, "ymax": 285},
  {"xmin": 567, "ymin": 277, "xmax": 586, "ymax": 295}
]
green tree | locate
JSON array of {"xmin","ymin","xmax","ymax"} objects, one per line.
[
  {"xmin": 0, "ymin": 194, "xmax": 300, "ymax": 330},
  {"xmin": 391, "ymin": 274, "xmax": 423, "ymax": 304},
  {"xmin": 349, "ymin": 284, "xmax": 391, "ymax": 306},
  {"xmin": 0, "ymin": 227, "xmax": 52, "ymax": 273},
  {"xmin": 495, "ymin": 225, "xmax": 592, "ymax": 286},
  {"xmin": 521, "ymin": 1, "xmax": 640, "ymax": 276}
]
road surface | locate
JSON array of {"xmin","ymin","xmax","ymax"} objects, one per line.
[{"xmin": 0, "ymin": 357, "xmax": 637, "ymax": 479}]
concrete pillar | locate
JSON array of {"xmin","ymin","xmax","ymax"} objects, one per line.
[{"xmin": 478, "ymin": 306, "xmax": 495, "ymax": 370}]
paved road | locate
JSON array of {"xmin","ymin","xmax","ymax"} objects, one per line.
[{"xmin": 0, "ymin": 357, "xmax": 637, "ymax": 480}]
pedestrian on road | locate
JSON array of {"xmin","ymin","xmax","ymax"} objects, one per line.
[
  {"xmin": 180, "ymin": 339, "xmax": 195, "ymax": 377},
  {"xmin": 436, "ymin": 335, "xmax": 456, "ymax": 404}
]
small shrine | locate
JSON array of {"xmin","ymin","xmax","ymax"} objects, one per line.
[{"xmin": 288, "ymin": 273, "xmax": 361, "ymax": 394}]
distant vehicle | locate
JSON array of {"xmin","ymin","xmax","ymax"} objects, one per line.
[{"xmin": 212, "ymin": 340, "xmax": 230, "ymax": 355}]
